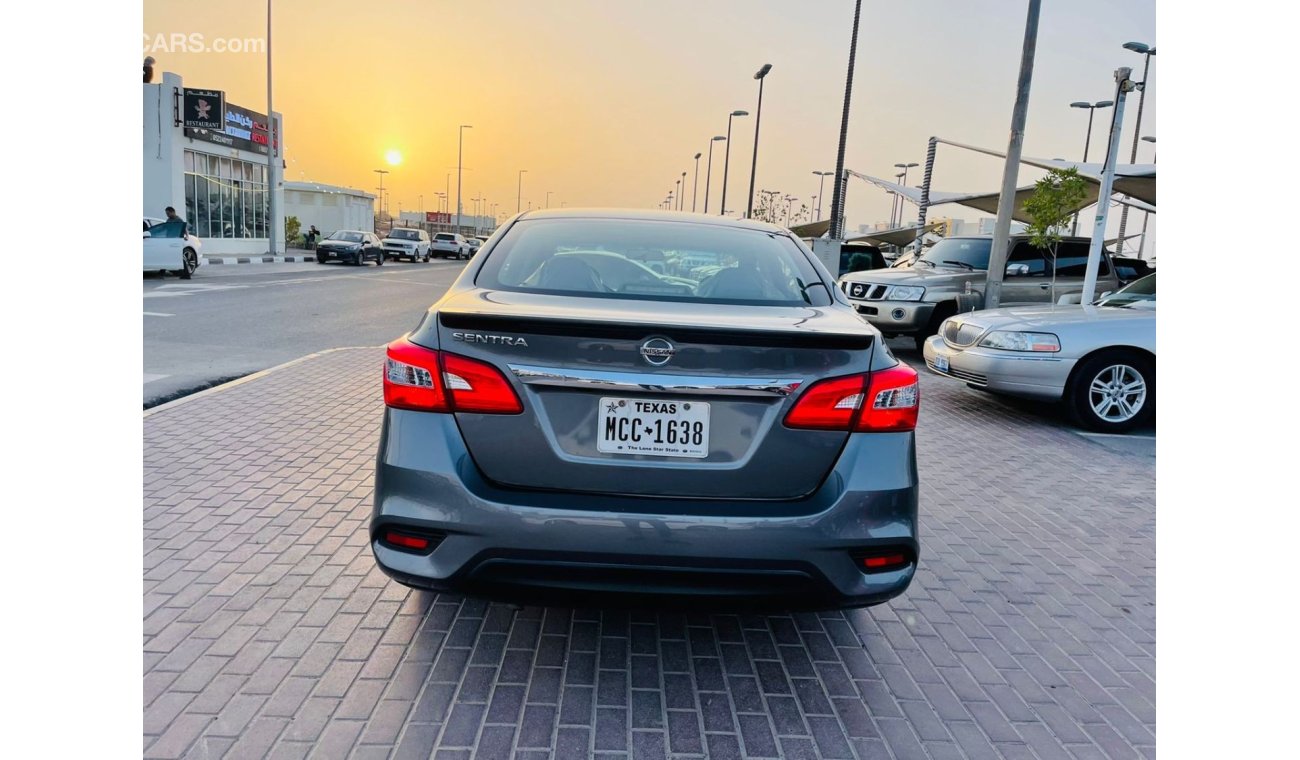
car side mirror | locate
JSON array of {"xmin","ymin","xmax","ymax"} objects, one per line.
[
  {"xmin": 1006, "ymin": 263, "xmax": 1029, "ymax": 276},
  {"xmin": 143, "ymin": 231, "xmax": 152, "ymax": 238}
]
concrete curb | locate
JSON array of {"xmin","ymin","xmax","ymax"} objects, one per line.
[
  {"xmin": 203, "ymin": 254, "xmax": 317, "ymax": 265},
  {"xmin": 143, "ymin": 346, "xmax": 380, "ymax": 419}
]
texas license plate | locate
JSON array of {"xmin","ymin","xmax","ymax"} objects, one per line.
[
  {"xmin": 934, "ymin": 354, "xmax": 950, "ymax": 373},
  {"xmin": 597, "ymin": 397, "xmax": 710, "ymax": 458}
]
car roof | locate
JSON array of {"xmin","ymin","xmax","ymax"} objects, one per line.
[{"xmin": 515, "ymin": 207, "xmax": 789, "ymax": 235}]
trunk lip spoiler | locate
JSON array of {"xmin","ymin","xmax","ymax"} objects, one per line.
[
  {"xmin": 507, "ymin": 364, "xmax": 803, "ymax": 398},
  {"xmin": 435, "ymin": 312, "xmax": 875, "ymax": 350}
]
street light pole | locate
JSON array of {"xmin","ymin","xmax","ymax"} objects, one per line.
[
  {"xmin": 703, "ymin": 136, "xmax": 725, "ymax": 214},
  {"xmin": 692, "ymin": 154, "xmax": 702, "ymax": 212},
  {"xmin": 746, "ymin": 64, "xmax": 773, "ymax": 219},
  {"xmin": 266, "ymin": 0, "xmax": 278, "ymax": 254},
  {"xmin": 456, "ymin": 125, "xmax": 472, "ymax": 233},
  {"xmin": 1115, "ymin": 42, "xmax": 1155, "ymax": 255},
  {"xmin": 679, "ymin": 172, "xmax": 687, "ymax": 210},
  {"xmin": 985, "ymin": 0, "xmax": 1042, "ymax": 310},
  {"xmin": 720, "ymin": 109, "xmax": 748, "ymax": 216},
  {"xmin": 373, "ymin": 169, "xmax": 388, "ymax": 232},
  {"xmin": 517, "ymin": 170, "xmax": 527, "ymax": 214},
  {"xmin": 812, "ymin": 170, "xmax": 832, "ymax": 221},
  {"xmin": 891, "ymin": 172, "xmax": 905, "ymax": 225},
  {"xmin": 1068, "ymin": 99, "xmax": 1113, "ymax": 235}
]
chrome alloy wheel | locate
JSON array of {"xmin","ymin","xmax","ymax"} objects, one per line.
[{"xmin": 1087, "ymin": 364, "xmax": 1147, "ymax": 423}]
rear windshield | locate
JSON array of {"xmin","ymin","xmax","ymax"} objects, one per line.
[
  {"xmin": 434, "ymin": 233, "xmax": 456, "ymax": 241},
  {"xmin": 476, "ymin": 218, "xmax": 831, "ymax": 306},
  {"xmin": 388, "ymin": 229, "xmax": 420, "ymax": 240}
]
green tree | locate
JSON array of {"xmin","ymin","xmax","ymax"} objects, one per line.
[
  {"xmin": 1024, "ymin": 168, "xmax": 1088, "ymax": 303},
  {"xmin": 284, "ymin": 215, "xmax": 302, "ymax": 246}
]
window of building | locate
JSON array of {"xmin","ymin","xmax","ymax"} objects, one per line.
[{"xmin": 183, "ymin": 149, "xmax": 271, "ymax": 239}]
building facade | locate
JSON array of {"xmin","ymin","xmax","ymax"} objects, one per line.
[
  {"xmin": 144, "ymin": 72, "xmax": 285, "ymax": 255},
  {"xmin": 284, "ymin": 182, "xmax": 375, "ymax": 237}
]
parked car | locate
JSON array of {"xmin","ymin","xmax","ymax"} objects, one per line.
[
  {"xmin": 143, "ymin": 218, "xmax": 201, "ymax": 279},
  {"xmin": 383, "ymin": 228, "xmax": 432, "ymax": 262},
  {"xmin": 372, "ymin": 208, "xmax": 920, "ymax": 609},
  {"xmin": 465, "ymin": 237, "xmax": 483, "ymax": 257},
  {"xmin": 430, "ymin": 232, "xmax": 470, "ymax": 259},
  {"xmin": 923, "ymin": 272, "xmax": 1155, "ymax": 432},
  {"xmin": 316, "ymin": 230, "xmax": 385, "ymax": 266},
  {"xmin": 1111, "ymin": 255, "xmax": 1154, "ymax": 286},
  {"xmin": 839, "ymin": 235, "xmax": 1121, "ymax": 351}
]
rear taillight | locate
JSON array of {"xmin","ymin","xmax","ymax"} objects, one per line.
[
  {"xmin": 784, "ymin": 363, "xmax": 919, "ymax": 432},
  {"xmin": 856, "ymin": 364, "xmax": 919, "ymax": 432},
  {"xmin": 383, "ymin": 338, "xmax": 522, "ymax": 414},
  {"xmin": 442, "ymin": 353, "xmax": 523, "ymax": 413},
  {"xmin": 384, "ymin": 338, "xmax": 448, "ymax": 411}
]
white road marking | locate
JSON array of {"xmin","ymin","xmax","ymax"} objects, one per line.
[
  {"xmin": 143, "ymin": 373, "xmax": 169, "ymax": 384},
  {"xmin": 143, "ymin": 312, "xmax": 174, "ymax": 317}
]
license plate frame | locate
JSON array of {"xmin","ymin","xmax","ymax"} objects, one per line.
[
  {"xmin": 596, "ymin": 397, "xmax": 710, "ymax": 459},
  {"xmin": 934, "ymin": 354, "xmax": 950, "ymax": 373}
]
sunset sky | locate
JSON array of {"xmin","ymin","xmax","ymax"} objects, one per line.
[{"xmin": 144, "ymin": 0, "xmax": 1155, "ymax": 235}]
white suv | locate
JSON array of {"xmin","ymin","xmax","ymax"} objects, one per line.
[
  {"xmin": 430, "ymin": 232, "xmax": 470, "ymax": 260},
  {"xmin": 382, "ymin": 228, "xmax": 431, "ymax": 262}
]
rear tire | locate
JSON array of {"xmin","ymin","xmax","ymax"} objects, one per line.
[
  {"xmin": 1068, "ymin": 350, "xmax": 1155, "ymax": 433},
  {"xmin": 376, "ymin": 252, "xmax": 384, "ymax": 266}
]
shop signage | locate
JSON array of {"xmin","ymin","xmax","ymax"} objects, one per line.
[
  {"xmin": 185, "ymin": 100, "xmax": 278, "ymax": 156},
  {"xmin": 425, "ymin": 211, "xmax": 451, "ymax": 224},
  {"xmin": 181, "ymin": 88, "xmax": 225, "ymax": 129}
]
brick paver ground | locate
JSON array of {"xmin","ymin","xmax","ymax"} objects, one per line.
[{"xmin": 144, "ymin": 347, "xmax": 1155, "ymax": 759}]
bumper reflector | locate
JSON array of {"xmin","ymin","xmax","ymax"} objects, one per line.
[
  {"xmin": 854, "ymin": 549, "xmax": 913, "ymax": 573},
  {"xmin": 384, "ymin": 530, "xmax": 432, "ymax": 551}
]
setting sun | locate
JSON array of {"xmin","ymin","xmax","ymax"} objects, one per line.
[{"xmin": 384, "ymin": 149, "xmax": 402, "ymax": 166}]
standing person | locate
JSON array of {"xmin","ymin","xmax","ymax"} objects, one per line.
[
  {"xmin": 308, "ymin": 225, "xmax": 320, "ymax": 249},
  {"xmin": 161, "ymin": 206, "xmax": 189, "ymax": 237}
]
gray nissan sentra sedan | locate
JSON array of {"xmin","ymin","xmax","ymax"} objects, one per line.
[{"xmin": 372, "ymin": 209, "xmax": 920, "ymax": 609}]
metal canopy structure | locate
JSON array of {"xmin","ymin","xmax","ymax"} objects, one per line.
[
  {"xmin": 789, "ymin": 219, "xmax": 832, "ymax": 239},
  {"xmin": 846, "ymin": 171, "xmax": 1101, "ymax": 225},
  {"xmin": 932, "ymin": 139, "xmax": 1156, "ymax": 205},
  {"xmin": 845, "ymin": 222, "xmax": 944, "ymax": 247}
]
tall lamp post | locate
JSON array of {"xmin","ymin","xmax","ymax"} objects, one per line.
[
  {"xmin": 812, "ymin": 170, "xmax": 833, "ymax": 220},
  {"xmin": 1137, "ymin": 135, "xmax": 1156, "ymax": 260},
  {"xmin": 266, "ymin": 0, "xmax": 277, "ymax": 254},
  {"xmin": 679, "ymin": 172, "xmax": 687, "ymax": 210},
  {"xmin": 692, "ymin": 153, "xmax": 702, "ymax": 212},
  {"xmin": 517, "ymin": 170, "xmax": 527, "ymax": 214},
  {"xmin": 719, "ymin": 110, "xmax": 749, "ymax": 216},
  {"xmin": 456, "ymin": 125, "xmax": 472, "ymax": 232},
  {"xmin": 783, "ymin": 195, "xmax": 797, "ymax": 227},
  {"xmin": 373, "ymin": 169, "xmax": 389, "ymax": 232},
  {"xmin": 891, "ymin": 172, "xmax": 905, "ymax": 226},
  {"xmin": 889, "ymin": 163, "xmax": 920, "ymax": 224},
  {"xmin": 745, "ymin": 64, "xmax": 773, "ymax": 219},
  {"xmin": 1068, "ymin": 99, "xmax": 1113, "ymax": 234},
  {"xmin": 1115, "ymin": 41, "xmax": 1155, "ymax": 254},
  {"xmin": 703, "ymin": 136, "xmax": 725, "ymax": 213},
  {"xmin": 674, "ymin": 177, "xmax": 682, "ymax": 210}
]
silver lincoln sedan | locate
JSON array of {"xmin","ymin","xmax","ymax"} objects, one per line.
[
  {"xmin": 372, "ymin": 209, "xmax": 920, "ymax": 609},
  {"xmin": 923, "ymin": 273, "xmax": 1156, "ymax": 432}
]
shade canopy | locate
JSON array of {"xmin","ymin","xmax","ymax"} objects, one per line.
[
  {"xmin": 844, "ymin": 221, "xmax": 944, "ymax": 247},
  {"xmin": 789, "ymin": 219, "xmax": 833, "ymax": 238},
  {"xmin": 846, "ymin": 171, "xmax": 1102, "ymax": 225},
  {"xmin": 934, "ymin": 139, "xmax": 1156, "ymax": 205}
]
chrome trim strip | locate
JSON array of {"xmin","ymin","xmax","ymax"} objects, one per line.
[{"xmin": 507, "ymin": 364, "xmax": 802, "ymax": 397}]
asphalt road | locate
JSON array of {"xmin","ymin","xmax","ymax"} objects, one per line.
[{"xmin": 142, "ymin": 259, "xmax": 467, "ymax": 407}]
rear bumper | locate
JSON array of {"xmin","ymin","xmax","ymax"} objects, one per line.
[
  {"xmin": 372, "ymin": 410, "xmax": 919, "ymax": 609},
  {"xmin": 922, "ymin": 335, "xmax": 1072, "ymax": 400}
]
